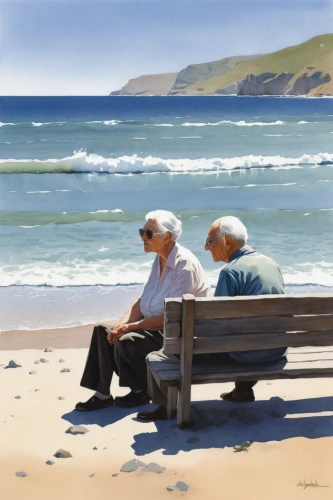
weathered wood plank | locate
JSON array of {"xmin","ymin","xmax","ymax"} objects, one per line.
[
  {"xmin": 165, "ymin": 298, "xmax": 182, "ymax": 322},
  {"xmin": 164, "ymin": 330, "xmax": 333, "ymax": 355},
  {"xmin": 164, "ymin": 321, "xmax": 181, "ymax": 338},
  {"xmin": 178, "ymin": 294, "xmax": 195, "ymax": 428},
  {"xmin": 167, "ymin": 387, "xmax": 178, "ymax": 420},
  {"xmin": 193, "ymin": 315, "xmax": 333, "ymax": 337},
  {"xmin": 193, "ymin": 294, "xmax": 333, "ymax": 320},
  {"xmin": 155, "ymin": 358, "xmax": 333, "ymax": 387}
]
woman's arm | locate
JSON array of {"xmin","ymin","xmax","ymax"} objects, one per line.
[{"xmin": 114, "ymin": 299, "xmax": 143, "ymax": 328}]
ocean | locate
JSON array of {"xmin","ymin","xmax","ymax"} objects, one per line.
[{"xmin": 1, "ymin": 96, "xmax": 333, "ymax": 331}]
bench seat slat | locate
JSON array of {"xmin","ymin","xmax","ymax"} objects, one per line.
[{"xmin": 149, "ymin": 346, "xmax": 333, "ymax": 387}]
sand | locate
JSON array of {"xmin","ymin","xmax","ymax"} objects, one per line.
[{"xmin": 1, "ymin": 328, "xmax": 333, "ymax": 499}]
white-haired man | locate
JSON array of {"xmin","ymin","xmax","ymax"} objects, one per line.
[
  {"xmin": 75, "ymin": 210, "xmax": 210, "ymax": 412},
  {"xmin": 137, "ymin": 216, "xmax": 287, "ymax": 421}
]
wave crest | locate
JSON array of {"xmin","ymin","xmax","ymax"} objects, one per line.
[{"xmin": 0, "ymin": 152, "xmax": 333, "ymax": 174}]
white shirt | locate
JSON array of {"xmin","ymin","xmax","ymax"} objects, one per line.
[{"xmin": 140, "ymin": 242, "xmax": 210, "ymax": 318}]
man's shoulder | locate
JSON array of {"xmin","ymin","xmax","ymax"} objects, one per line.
[{"xmin": 228, "ymin": 250, "xmax": 280, "ymax": 271}]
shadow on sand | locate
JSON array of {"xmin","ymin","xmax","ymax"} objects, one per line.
[
  {"xmin": 132, "ymin": 396, "xmax": 333, "ymax": 455},
  {"xmin": 62, "ymin": 396, "xmax": 333, "ymax": 456}
]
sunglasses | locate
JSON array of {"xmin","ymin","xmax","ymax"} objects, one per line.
[{"xmin": 139, "ymin": 228, "xmax": 164, "ymax": 239}]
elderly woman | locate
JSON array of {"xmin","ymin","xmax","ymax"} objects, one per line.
[{"xmin": 75, "ymin": 210, "xmax": 210, "ymax": 411}]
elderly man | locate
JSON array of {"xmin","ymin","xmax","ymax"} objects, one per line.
[{"xmin": 137, "ymin": 216, "xmax": 287, "ymax": 422}]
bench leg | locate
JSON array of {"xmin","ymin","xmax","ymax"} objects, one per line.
[
  {"xmin": 177, "ymin": 384, "xmax": 192, "ymax": 429},
  {"xmin": 147, "ymin": 366, "xmax": 153, "ymax": 400},
  {"xmin": 167, "ymin": 387, "xmax": 178, "ymax": 420}
]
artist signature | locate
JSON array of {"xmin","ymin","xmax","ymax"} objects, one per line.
[{"xmin": 297, "ymin": 480, "xmax": 331, "ymax": 489}]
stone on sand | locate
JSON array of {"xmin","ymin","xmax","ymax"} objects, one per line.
[
  {"xmin": 7, "ymin": 360, "xmax": 21, "ymax": 368},
  {"xmin": 29, "ymin": 371, "xmax": 37, "ymax": 375},
  {"xmin": 187, "ymin": 437, "xmax": 199, "ymax": 444},
  {"xmin": 15, "ymin": 396, "xmax": 21, "ymax": 399},
  {"xmin": 16, "ymin": 471, "xmax": 27, "ymax": 478},
  {"xmin": 60, "ymin": 368, "xmax": 71, "ymax": 373},
  {"xmin": 58, "ymin": 396, "xmax": 65, "ymax": 400},
  {"xmin": 121, "ymin": 459, "xmax": 146, "ymax": 472},
  {"xmin": 54, "ymin": 449, "xmax": 72, "ymax": 459},
  {"xmin": 46, "ymin": 460, "xmax": 54, "ymax": 465},
  {"xmin": 66, "ymin": 425, "xmax": 89, "ymax": 435},
  {"xmin": 176, "ymin": 481, "xmax": 189, "ymax": 492},
  {"xmin": 59, "ymin": 359, "xmax": 65, "ymax": 363},
  {"xmin": 44, "ymin": 347, "xmax": 54, "ymax": 352},
  {"xmin": 40, "ymin": 358, "xmax": 49, "ymax": 363},
  {"xmin": 144, "ymin": 463, "xmax": 166, "ymax": 473}
]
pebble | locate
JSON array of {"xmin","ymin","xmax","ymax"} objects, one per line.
[
  {"xmin": 29, "ymin": 371, "xmax": 37, "ymax": 375},
  {"xmin": 144, "ymin": 463, "xmax": 166, "ymax": 474},
  {"xmin": 54, "ymin": 449, "xmax": 72, "ymax": 459},
  {"xmin": 16, "ymin": 471, "xmax": 27, "ymax": 478},
  {"xmin": 167, "ymin": 481, "xmax": 189, "ymax": 492},
  {"xmin": 66, "ymin": 425, "xmax": 89, "ymax": 435},
  {"xmin": 46, "ymin": 460, "xmax": 54, "ymax": 466},
  {"xmin": 121, "ymin": 459, "xmax": 146, "ymax": 472},
  {"xmin": 89, "ymin": 474, "xmax": 95, "ymax": 478},
  {"xmin": 58, "ymin": 396, "xmax": 65, "ymax": 400},
  {"xmin": 15, "ymin": 396, "xmax": 21, "ymax": 399},
  {"xmin": 7, "ymin": 360, "xmax": 22, "ymax": 368},
  {"xmin": 44, "ymin": 347, "xmax": 54, "ymax": 352},
  {"xmin": 112, "ymin": 474, "xmax": 118, "ymax": 477},
  {"xmin": 176, "ymin": 481, "xmax": 189, "ymax": 492},
  {"xmin": 40, "ymin": 358, "xmax": 49, "ymax": 363},
  {"xmin": 187, "ymin": 437, "xmax": 199, "ymax": 444},
  {"xmin": 34, "ymin": 360, "xmax": 39, "ymax": 364},
  {"xmin": 93, "ymin": 447, "xmax": 98, "ymax": 450},
  {"xmin": 60, "ymin": 368, "xmax": 71, "ymax": 373},
  {"xmin": 59, "ymin": 359, "xmax": 65, "ymax": 363},
  {"xmin": 35, "ymin": 389, "xmax": 40, "ymax": 392}
]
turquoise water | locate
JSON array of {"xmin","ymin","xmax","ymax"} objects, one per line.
[{"xmin": 1, "ymin": 96, "xmax": 333, "ymax": 329}]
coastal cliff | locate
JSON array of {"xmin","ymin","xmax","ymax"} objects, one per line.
[
  {"xmin": 110, "ymin": 73, "xmax": 178, "ymax": 96},
  {"xmin": 109, "ymin": 34, "xmax": 333, "ymax": 97}
]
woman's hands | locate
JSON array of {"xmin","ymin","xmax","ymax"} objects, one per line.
[{"xmin": 107, "ymin": 322, "xmax": 139, "ymax": 345}]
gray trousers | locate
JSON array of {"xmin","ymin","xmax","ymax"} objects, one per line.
[
  {"xmin": 80, "ymin": 325, "xmax": 163, "ymax": 395},
  {"xmin": 146, "ymin": 349, "xmax": 258, "ymax": 406}
]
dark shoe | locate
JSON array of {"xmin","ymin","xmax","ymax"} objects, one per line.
[
  {"xmin": 136, "ymin": 405, "xmax": 172, "ymax": 421},
  {"xmin": 75, "ymin": 395, "xmax": 114, "ymax": 412},
  {"xmin": 114, "ymin": 391, "xmax": 150, "ymax": 408},
  {"xmin": 220, "ymin": 388, "xmax": 255, "ymax": 403}
]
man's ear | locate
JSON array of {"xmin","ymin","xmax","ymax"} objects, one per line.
[
  {"xmin": 165, "ymin": 231, "xmax": 172, "ymax": 242},
  {"xmin": 225, "ymin": 235, "xmax": 233, "ymax": 248}
]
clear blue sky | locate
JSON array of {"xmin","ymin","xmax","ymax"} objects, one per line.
[{"xmin": 0, "ymin": 0, "xmax": 332, "ymax": 95}]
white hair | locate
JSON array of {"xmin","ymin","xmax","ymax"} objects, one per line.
[
  {"xmin": 145, "ymin": 210, "xmax": 182, "ymax": 241},
  {"xmin": 217, "ymin": 216, "xmax": 248, "ymax": 245}
]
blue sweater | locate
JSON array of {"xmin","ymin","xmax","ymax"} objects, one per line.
[{"xmin": 214, "ymin": 245, "xmax": 288, "ymax": 364}]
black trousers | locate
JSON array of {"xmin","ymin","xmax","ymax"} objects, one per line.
[{"xmin": 80, "ymin": 325, "xmax": 163, "ymax": 395}]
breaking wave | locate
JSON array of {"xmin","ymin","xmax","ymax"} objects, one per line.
[{"xmin": 0, "ymin": 151, "xmax": 332, "ymax": 174}]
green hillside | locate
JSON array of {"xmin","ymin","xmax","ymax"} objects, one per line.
[{"xmin": 184, "ymin": 34, "xmax": 333, "ymax": 95}]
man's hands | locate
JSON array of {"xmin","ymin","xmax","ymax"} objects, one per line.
[{"xmin": 107, "ymin": 322, "xmax": 139, "ymax": 345}]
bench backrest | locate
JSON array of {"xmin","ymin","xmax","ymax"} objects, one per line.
[{"xmin": 163, "ymin": 293, "xmax": 333, "ymax": 355}]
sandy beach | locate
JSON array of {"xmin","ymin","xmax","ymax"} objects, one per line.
[{"xmin": 1, "ymin": 327, "xmax": 333, "ymax": 500}]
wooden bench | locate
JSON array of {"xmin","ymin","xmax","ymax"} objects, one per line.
[{"xmin": 147, "ymin": 293, "xmax": 333, "ymax": 429}]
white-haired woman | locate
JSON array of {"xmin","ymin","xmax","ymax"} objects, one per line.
[{"xmin": 76, "ymin": 210, "xmax": 210, "ymax": 412}]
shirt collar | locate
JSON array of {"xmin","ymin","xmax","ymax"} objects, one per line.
[
  {"xmin": 229, "ymin": 245, "xmax": 256, "ymax": 262},
  {"xmin": 165, "ymin": 242, "xmax": 179, "ymax": 269}
]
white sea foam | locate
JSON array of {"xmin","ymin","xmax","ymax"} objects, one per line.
[
  {"xmin": 1, "ymin": 261, "xmax": 332, "ymax": 288},
  {"xmin": 181, "ymin": 120, "xmax": 285, "ymax": 127},
  {"xmin": 1, "ymin": 151, "xmax": 332, "ymax": 174}
]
